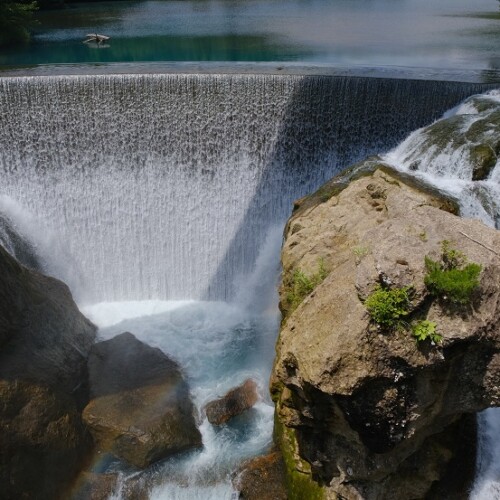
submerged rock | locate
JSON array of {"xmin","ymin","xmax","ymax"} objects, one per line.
[
  {"xmin": 205, "ymin": 379, "xmax": 259, "ymax": 425},
  {"xmin": 272, "ymin": 168, "xmax": 500, "ymax": 499},
  {"xmin": 0, "ymin": 244, "xmax": 96, "ymax": 499},
  {"xmin": 83, "ymin": 332, "xmax": 202, "ymax": 469}
]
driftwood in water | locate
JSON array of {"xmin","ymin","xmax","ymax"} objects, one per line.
[{"xmin": 83, "ymin": 33, "xmax": 110, "ymax": 44}]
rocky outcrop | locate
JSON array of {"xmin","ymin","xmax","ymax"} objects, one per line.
[
  {"xmin": 205, "ymin": 379, "xmax": 259, "ymax": 425},
  {"xmin": 82, "ymin": 332, "xmax": 202, "ymax": 469},
  {"xmin": 0, "ymin": 244, "xmax": 96, "ymax": 499},
  {"xmin": 271, "ymin": 167, "xmax": 500, "ymax": 499}
]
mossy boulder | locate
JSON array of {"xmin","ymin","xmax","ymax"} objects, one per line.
[
  {"xmin": 393, "ymin": 92, "xmax": 500, "ymax": 182},
  {"xmin": 470, "ymin": 144, "xmax": 497, "ymax": 180}
]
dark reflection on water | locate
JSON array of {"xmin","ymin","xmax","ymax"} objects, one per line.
[
  {"xmin": 0, "ymin": 0, "xmax": 499, "ymax": 70},
  {"xmin": 0, "ymin": 35, "xmax": 313, "ymax": 66}
]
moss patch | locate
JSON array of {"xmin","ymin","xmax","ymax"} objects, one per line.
[{"xmin": 274, "ymin": 412, "xmax": 324, "ymax": 500}]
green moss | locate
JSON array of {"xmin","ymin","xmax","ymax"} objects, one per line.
[
  {"xmin": 424, "ymin": 241, "xmax": 482, "ymax": 305},
  {"xmin": 470, "ymin": 144, "xmax": 497, "ymax": 181},
  {"xmin": 274, "ymin": 412, "xmax": 324, "ymax": 500},
  {"xmin": 353, "ymin": 245, "xmax": 369, "ymax": 259},
  {"xmin": 423, "ymin": 116, "xmax": 468, "ymax": 150},
  {"xmin": 364, "ymin": 285, "xmax": 412, "ymax": 330},
  {"xmin": 285, "ymin": 259, "xmax": 329, "ymax": 314}
]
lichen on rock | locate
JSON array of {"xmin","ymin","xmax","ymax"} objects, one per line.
[{"xmin": 272, "ymin": 167, "xmax": 500, "ymax": 499}]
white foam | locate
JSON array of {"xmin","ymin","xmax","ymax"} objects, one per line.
[
  {"xmin": 82, "ymin": 300, "xmax": 194, "ymax": 329},
  {"xmin": 149, "ymin": 483, "xmax": 235, "ymax": 500},
  {"xmin": 85, "ymin": 299, "xmax": 277, "ymax": 498},
  {"xmin": 0, "ymin": 195, "xmax": 84, "ymax": 294}
]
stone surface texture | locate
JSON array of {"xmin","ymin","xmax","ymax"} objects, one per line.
[
  {"xmin": 0, "ymin": 244, "xmax": 96, "ymax": 499},
  {"xmin": 234, "ymin": 451, "xmax": 287, "ymax": 500},
  {"xmin": 83, "ymin": 332, "xmax": 202, "ymax": 469},
  {"xmin": 205, "ymin": 378, "xmax": 259, "ymax": 425},
  {"xmin": 271, "ymin": 168, "xmax": 500, "ymax": 499}
]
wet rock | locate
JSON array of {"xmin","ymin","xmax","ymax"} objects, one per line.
[
  {"xmin": 233, "ymin": 451, "xmax": 287, "ymax": 500},
  {"xmin": 205, "ymin": 379, "xmax": 259, "ymax": 425},
  {"xmin": 73, "ymin": 472, "xmax": 119, "ymax": 500},
  {"xmin": 73, "ymin": 471, "xmax": 150, "ymax": 500},
  {"xmin": 0, "ymin": 244, "xmax": 96, "ymax": 499},
  {"xmin": 0, "ymin": 213, "xmax": 41, "ymax": 271},
  {"xmin": 0, "ymin": 245, "xmax": 95, "ymax": 389},
  {"xmin": 272, "ymin": 169, "xmax": 500, "ymax": 499},
  {"xmin": 470, "ymin": 143, "xmax": 497, "ymax": 180},
  {"xmin": 83, "ymin": 332, "xmax": 202, "ymax": 469},
  {"xmin": 388, "ymin": 92, "xmax": 500, "ymax": 183}
]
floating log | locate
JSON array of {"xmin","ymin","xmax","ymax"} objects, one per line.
[{"xmin": 83, "ymin": 34, "xmax": 110, "ymax": 44}]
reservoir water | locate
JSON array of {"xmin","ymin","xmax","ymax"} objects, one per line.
[{"xmin": 1, "ymin": 0, "xmax": 499, "ymax": 75}]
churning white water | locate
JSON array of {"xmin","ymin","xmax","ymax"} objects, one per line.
[
  {"xmin": 84, "ymin": 299, "xmax": 278, "ymax": 498},
  {"xmin": 383, "ymin": 89, "xmax": 500, "ymax": 500},
  {"xmin": 0, "ymin": 73, "xmax": 496, "ymax": 498},
  {"xmin": 82, "ymin": 225, "xmax": 281, "ymax": 498}
]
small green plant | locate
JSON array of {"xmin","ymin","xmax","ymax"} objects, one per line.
[
  {"xmin": 353, "ymin": 246, "xmax": 369, "ymax": 259},
  {"xmin": 419, "ymin": 231, "xmax": 428, "ymax": 242},
  {"xmin": 286, "ymin": 259, "xmax": 329, "ymax": 312},
  {"xmin": 364, "ymin": 285, "xmax": 412, "ymax": 329},
  {"xmin": 424, "ymin": 241, "xmax": 482, "ymax": 305},
  {"xmin": 412, "ymin": 320, "xmax": 442, "ymax": 345},
  {"xmin": 441, "ymin": 240, "xmax": 466, "ymax": 270}
]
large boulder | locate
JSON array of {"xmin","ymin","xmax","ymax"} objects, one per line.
[
  {"xmin": 271, "ymin": 168, "xmax": 500, "ymax": 499},
  {"xmin": 205, "ymin": 379, "xmax": 259, "ymax": 425},
  {"xmin": 0, "ymin": 244, "xmax": 96, "ymax": 499},
  {"xmin": 82, "ymin": 332, "xmax": 202, "ymax": 469}
]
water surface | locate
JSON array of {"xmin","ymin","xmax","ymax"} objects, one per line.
[{"xmin": 1, "ymin": 0, "xmax": 499, "ymax": 73}]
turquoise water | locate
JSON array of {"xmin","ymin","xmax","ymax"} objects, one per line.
[{"xmin": 1, "ymin": 0, "xmax": 499, "ymax": 71}]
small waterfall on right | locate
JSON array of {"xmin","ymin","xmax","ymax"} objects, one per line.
[{"xmin": 383, "ymin": 89, "xmax": 500, "ymax": 499}]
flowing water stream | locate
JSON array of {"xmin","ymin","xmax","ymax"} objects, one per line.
[{"xmin": 0, "ymin": 73, "xmax": 497, "ymax": 498}]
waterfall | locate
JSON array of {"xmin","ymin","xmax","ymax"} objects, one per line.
[
  {"xmin": 0, "ymin": 74, "xmax": 492, "ymax": 304},
  {"xmin": 0, "ymin": 73, "xmax": 497, "ymax": 498}
]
